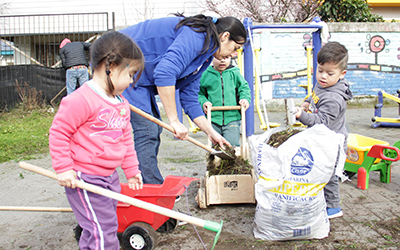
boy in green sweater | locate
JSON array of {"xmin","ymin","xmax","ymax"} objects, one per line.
[{"xmin": 199, "ymin": 57, "xmax": 251, "ymax": 146}]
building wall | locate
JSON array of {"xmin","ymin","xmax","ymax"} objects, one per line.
[
  {"xmin": 5, "ymin": 0, "xmax": 205, "ymax": 27},
  {"xmin": 255, "ymin": 23, "xmax": 400, "ymax": 99},
  {"xmin": 367, "ymin": 0, "xmax": 400, "ymax": 21}
]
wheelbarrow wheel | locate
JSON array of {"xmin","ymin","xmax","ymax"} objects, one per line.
[
  {"xmin": 156, "ymin": 217, "xmax": 177, "ymax": 233},
  {"xmin": 122, "ymin": 222, "xmax": 157, "ymax": 250},
  {"xmin": 74, "ymin": 224, "xmax": 82, "ymax": 243}
]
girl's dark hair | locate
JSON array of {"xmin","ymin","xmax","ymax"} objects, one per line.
[
  {"xmin": 175, "ymin": 14, "xmax": 247, "ymax": 54},
  {"xmin": 91, "ymin": 31, "xmax": 144, "ymax": 94}
]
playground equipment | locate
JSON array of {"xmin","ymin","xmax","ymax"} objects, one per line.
[
  {"xmin": 248, "ymin": 45, "xmax": 280, "ymax": 130},
  {"xmin": 187, "ymin": 19, "xmax": 324, "ymax": 135},
  {"xmin": 242, "ymin": 17, "xmax": 325, "ymax": 136},
  {"xmin": 298, "ymin": 45, "xmax": 314, "ymax": 99},
  {"xmin": 344, "ymin": 133, "xmax": 400, "ymax": 190},
  {"xmin": 371, "ymin": 90, "xmax": 400, "ymax": 128}
]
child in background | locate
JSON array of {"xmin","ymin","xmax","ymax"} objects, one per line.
[
  {"xmin": 199, "ymin": 57, "xmax": 251, "ymax": 147},
  {"xmin": 49, "ymin": 31, "xmax": 144, "ymax": 250},
  {"xmin": 294, "ymin": 41, "xmax": 353, "ymax": 219}
]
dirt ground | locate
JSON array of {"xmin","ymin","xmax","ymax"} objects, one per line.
[{"xmin": 1, "ymin": 106, "xmax": 400, "ymax": 250}]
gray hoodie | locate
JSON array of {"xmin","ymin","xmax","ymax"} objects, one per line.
[{"xmin": 298, "ymin": 78, "xmax": 353, "ymax": 138}]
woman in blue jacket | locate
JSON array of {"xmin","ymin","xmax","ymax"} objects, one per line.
[{"xmin": 120, "ymin": 14, "xmax": 247, "ymax": 184}]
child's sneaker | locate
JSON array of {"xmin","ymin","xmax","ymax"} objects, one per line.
[{"xmin": 327, "ymin": 207, "xmax": 343, "ymax": 219}]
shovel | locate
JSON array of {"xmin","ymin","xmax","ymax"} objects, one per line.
[
  {"xmin": 129, "ymin": 104, "xmax": 235, "ymax": 160},
  {"xmin": 19, "ymin": 162, "xmax": 223, "ymax": 250},
  {"xmin": 285, "ymin": 98, "xmax": 298, "ymax": 126}
]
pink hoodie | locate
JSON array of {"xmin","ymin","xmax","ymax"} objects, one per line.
[{"xmin": 49, "ymin": 84, "xmax": 140, "ymax": 179}]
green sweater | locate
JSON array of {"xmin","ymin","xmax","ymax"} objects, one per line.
[{"xmin": 199, "ymin": 65, "xmax": 251, "ymax": 126}]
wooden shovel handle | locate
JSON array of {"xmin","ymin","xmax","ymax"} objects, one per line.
[
  {"xmin": 210, "ymin": 106, "xmax": 240, "ymax": 111},
  {"xmin": 19, "ymin": 162, "xmax": 207, "ymax": 228},
  {"xmin": 0, "ymin": 206, "xmax": 73, "ymax": 212},
  {"xmin": 129, "ymin": 105, "xmax": 213, "ymax": 154}
]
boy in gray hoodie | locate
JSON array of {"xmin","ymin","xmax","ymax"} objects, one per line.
[{"xmin": 295, "ymin": 41, "xmax": 353, "ymax": 219}]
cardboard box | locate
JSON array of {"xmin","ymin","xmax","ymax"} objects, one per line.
[{"xmin": 205, "ymin": 170, "xmax": 256, "ymax": 206}]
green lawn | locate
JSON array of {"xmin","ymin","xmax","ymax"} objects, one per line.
[{"xmin": 0, "ymin": 107, "xmax": 55, "ymax": 163}]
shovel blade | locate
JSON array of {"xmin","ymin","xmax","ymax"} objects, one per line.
[{"xmin": 212, "ymin": 150, "xmax": 235, "ymax": 160}]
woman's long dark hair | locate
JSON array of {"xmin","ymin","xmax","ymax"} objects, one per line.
[{"xmin": 175, "ymin": 14, "xmax": 247, "ymax": 54}]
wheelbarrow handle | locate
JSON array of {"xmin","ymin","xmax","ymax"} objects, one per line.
[{"xmin": 367, "ymin": 144, "xmax": 400, "ymax": 162}]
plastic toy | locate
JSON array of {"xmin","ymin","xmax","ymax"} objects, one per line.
[
  {"xmin": 371, "ymin": 90, "xmax": 400, "ymax": 128},
  {"xmin": 19, "ymin": 162, "xmax": 224, "ymax": 250},
  {"xmin": 344, "ymin": 133, "xmax": 400, "ymax": 190}
]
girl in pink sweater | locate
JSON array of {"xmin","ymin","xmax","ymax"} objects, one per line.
[{"xmin": 49, "ymin": 31, "xmax": 144, "ymax": 250}]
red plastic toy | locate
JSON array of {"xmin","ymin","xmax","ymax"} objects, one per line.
[{"xmin": 75, "ymin": 175, "xmax": 197, "ymax": 250}]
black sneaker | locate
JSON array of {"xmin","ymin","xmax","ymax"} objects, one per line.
[{"xmin": 175, "ymin": 195, "xmax": 181, "ymax": 203}]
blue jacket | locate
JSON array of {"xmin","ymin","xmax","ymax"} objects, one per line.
[{"xmin": 119, "ymin": 17, "xmax": 216, "ymax": 120}]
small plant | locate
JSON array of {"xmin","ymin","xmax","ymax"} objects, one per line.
[{"xmin": 14, "ymin": 80, "xmax": 46, "ymax": 112}]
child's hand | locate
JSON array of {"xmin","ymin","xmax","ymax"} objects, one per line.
[
  {"xmin": 203, "ymin": 102, "xmax": 212, "ymax": 115},
  {"xmin": 295, "ymin": 107, "xmax": 302, "ymax": 118},
  {"xmin": 57, "ymin": 170, "xmax": 77, "ymax": 188},
  {"xmin": 300, "ymin": 102, "xmax": 310, "ymax": 112},
  {"xmin": 128, "ymin": 173, "xmax": 143, "ymax": 190},
  {"xmin": 239, "ymin": 99, "xmax": 249, "ymax": 111}
]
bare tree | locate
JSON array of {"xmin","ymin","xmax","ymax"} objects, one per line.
[
  {"xmin": 121, "ymin": 0, "xmax": 155, "ymax": 26},
  {"xmin": 0, "ymin": 2, "xmax": 10, "ymax": 14},
  {"xmin": 204, "ymin": 0, "xmax": 322, "ymax": 23}
]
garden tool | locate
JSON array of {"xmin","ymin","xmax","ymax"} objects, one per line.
[
  {"xmin": 285, "ymin": 98, "xmax": 298, "ymax": 126},
  {"xmin": 129, "ymin": 104, "xmax": 235, "ymax": 160},
  {"xmin": 19, "ymin": 162, "xmax": 223, "ymax": 250}
]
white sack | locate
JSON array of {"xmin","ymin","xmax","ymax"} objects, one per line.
[{"xmin": 249, "ymin": 124, "xmax": 345, "ymax": 241}]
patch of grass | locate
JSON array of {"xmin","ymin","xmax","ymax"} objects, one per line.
[
  {"xmin": 163, "ymin": 157, "xmax": 201, "ymax": 163},
  {"xmin": 0, "ymin": 105, "xmax": 55, "ymax": 163}
]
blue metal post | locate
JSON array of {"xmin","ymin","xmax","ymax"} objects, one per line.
[
  {"xmin": 311, "ymin": 17, "xmax": 322, "ymax": 88},
  {"xmin": 243, "ymin": 17, "xmax": 254, "ymax": 137}
]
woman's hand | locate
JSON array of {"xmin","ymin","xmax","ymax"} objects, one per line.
[
  {"xmin": 170, "ymin": 120, "xmax": 189, "ymax": 140},
  {"xmin": 57, "ymin": 170, "xmax": 77, "ymax": 188},
  {"xmin": 128, "ymin": 173, "xmax": 143, "ymax": 190},
  {"xmin": 208, "ymin": 129, "xmax": 231, "ymax": 149},
  {"xmin": 192, "ymin": 115, "xmax": 230, "ymax": 148},
  {"xmin": 239, "ymin": 99, "xmax": 249, "ymax": 111}
]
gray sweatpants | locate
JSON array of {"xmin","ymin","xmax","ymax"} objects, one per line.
[
  {"xmin": 324, "ymin": 174, "xmax": 340, "ymax": 208},
  {"xmin": 324, "ymin": 140, "xmax": 347, "ymax": 208}
]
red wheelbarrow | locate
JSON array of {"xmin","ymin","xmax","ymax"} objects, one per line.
[
  {"xmin": 345, "ymin": 133, "xmax": 400, "ymax": 190},
  {"xmin": 115, "ymin": 175, "xmax": 196, "ymax": 249},
  {"xmin": 17, "ymin": 163, "xmax": 224, "ymax": 250},
  {"xmin": 73, "ymin": 175, "xmax": 197, "ymax": 250}
]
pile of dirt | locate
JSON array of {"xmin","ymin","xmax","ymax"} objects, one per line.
[
  {"xmin": 266, "ymin": 128, "xmax": 302, "ymax": 148},
  {"xmin": 206, "ymin": 145, "xmax": 253, "ymax": 176}
]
